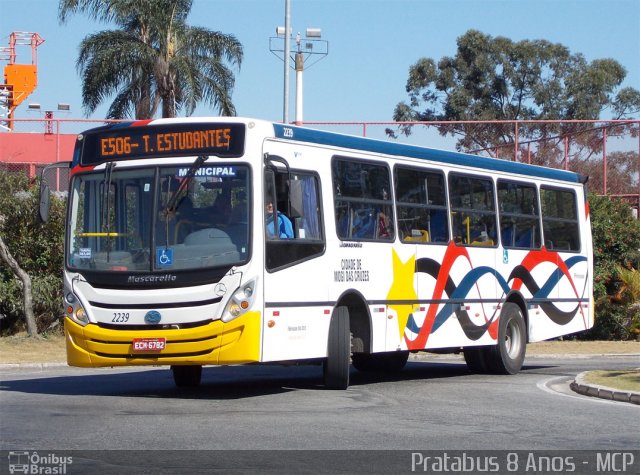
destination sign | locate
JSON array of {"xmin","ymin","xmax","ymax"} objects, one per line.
[{"xmin": 77, "ymin": 122, "xmax": 246, "ymax": 165}]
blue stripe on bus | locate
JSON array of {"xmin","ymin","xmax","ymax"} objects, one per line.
[
  {"xmin": 108, "ymin": 121, "xmax": 136, "ymax": 129},
  {"xmin": 272, "ymin": 123, "xmax": 581, "ymax": 184}
]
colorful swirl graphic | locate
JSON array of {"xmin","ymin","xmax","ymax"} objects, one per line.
[{"xmin": 404, "ymin": 242, "xmax": 588, "ymax": 350}]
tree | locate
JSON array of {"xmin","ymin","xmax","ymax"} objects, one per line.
[
  {"xmin": 0, "ymin": 234, "xmax": 37, "ymax": 336},
  {"xmin": 0, "ymin": 172, "xmax": 66, "ymax": 336},
  {"xmin": 576, "ymin": 151, "xmax": 639, "ymax": 196},
  {"xmin": 587, "ymin": 193, "xmax": 640, "ymax": 340},
  {"xmin": 58, "ymin": 0, "xmax": 243, "ymax": 119},
  {"xmin": 390, "ymin": 30, "xmax": 640, "ymax": 161},
  {"xmin": 612, "ymin": 265, "xmax": 640, "ymax": 339}
]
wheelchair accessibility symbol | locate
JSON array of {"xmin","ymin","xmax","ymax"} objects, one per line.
[{"xmin": 156, "ymin": 247, "xmax": 174, "ymax": 267}]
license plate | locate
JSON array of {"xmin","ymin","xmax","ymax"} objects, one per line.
[{"xmin": 132, "ymin": 338, "xmax": 166, "ymax": 352}]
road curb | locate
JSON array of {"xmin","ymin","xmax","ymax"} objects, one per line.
[
  {"xmin": 0, "ymin": 362, "xmax": 67, "ymax": 370},
  {"xmin": 570, "ymin": 371, "xmax": 640, "ymax": 405}
]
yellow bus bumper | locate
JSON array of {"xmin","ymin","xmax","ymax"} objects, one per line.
[{"xmin": 64, "ymin": 312, "xmax": 261, "ymax": 367}]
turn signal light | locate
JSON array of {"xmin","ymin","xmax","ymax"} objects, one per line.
[{"xmin": 221, "ymin": 277, "xmax": 258, "ymax": 323}]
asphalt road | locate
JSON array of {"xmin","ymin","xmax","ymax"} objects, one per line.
[{"xmin": 1, "ymin": 355, "xmax": 638, "ymax": 473}]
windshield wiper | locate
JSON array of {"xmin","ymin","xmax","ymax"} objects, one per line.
[
  {"xmin": 160, "ymin": 155, "xmax": 208, "ymax": 248},
  {"xmin": 101, "ymin": 162, "xmax": 116, "ymax": 260},
  {"xmin": 164, "ymin": 155, "xmax": 208, "ymax": 214}
]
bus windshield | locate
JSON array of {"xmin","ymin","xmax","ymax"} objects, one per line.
[{"xmin": 67, "ymin": 164, "xmax": 250, "ymax": 273}]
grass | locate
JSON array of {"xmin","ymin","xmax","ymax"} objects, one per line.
[
  {"xmin": 583, "ymin": 370, "xmax": 640, "ymax": 392},
  {"xmin": 0, "ymin": 333, "xmax": 67, "ymax": 363},
  {"xmin": 526, "ymin": 340, "xmax": 640, "ymax": 355}
]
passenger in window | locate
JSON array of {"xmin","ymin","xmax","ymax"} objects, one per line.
[
  {"xmin": 177, "ymin": 196, "xmax": 194, "ymax": 219},
  {"xmin": 208, "ymin": 193, "xmax": 232, "ymax": 225},
  {"xmin": 175, "ymin": 196, "xmax": 196, "ymax": 242},
  {"xmin": 265, "ymin": 200, "xmax": 294, "ymax": 239},
  {"xmin": 377, "ymin": 210, "xmax": 391, "ymax": 238},
  {"xmin": 229, "ymin": 191, "xmax": 248, "ymax": 224}
]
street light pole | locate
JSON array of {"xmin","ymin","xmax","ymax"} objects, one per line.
[
  {"xmin": 270, "ymin": 20, "xmax": 328, "ymax": 125},
  {"xmin": 283, "ymin": 0, "xmax": 291, "ymax": 124},
  {"xmin": 27, "ymin": 102, "xmax": 70, "ymax": 134},
  {"xmin": 295, "ymin": 34, "xmax": 304, "ymax": 124}
]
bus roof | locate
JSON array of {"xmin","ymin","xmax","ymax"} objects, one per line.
[
  {"xmin": 73, "ymin": 117, "xmax": 584, "ymax": 184},
  {"xmin": 272, "ymin": 123, "xmax": 585, "ymax": 184}
]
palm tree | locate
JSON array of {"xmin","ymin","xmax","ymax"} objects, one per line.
[{"xmin": 59, "ymin": 0, "xmax": 243, "ymax": 119}]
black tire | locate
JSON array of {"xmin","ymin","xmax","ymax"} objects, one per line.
[
  {"xmin": 352, "ymin": 351, "xmax": 409, "ymax": 372},
  {"xmin": 463, "ymin": 346, "xmax": 490, "ymax": 373},
  {"xmin": 171, "ymin": 365, "xmax": 202, "ymax": 387},
  {"xmin": 323, "ymin": 306, "xmax": 350, "ymax": 389},
  {"xmin": 486, "ymin": 302, "xmax": 527, "ymax": 374}
]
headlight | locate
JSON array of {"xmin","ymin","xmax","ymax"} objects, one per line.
[
  {"xmin": 65, "ymin": 292, "xmax": 89, "ymax": 326},
  {"xmin": 221, "ymin": 278, "xmax": 257, "ymax": 323}
]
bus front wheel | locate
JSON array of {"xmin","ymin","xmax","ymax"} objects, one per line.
[
  {"xmin": 171, "ymin": 365, "xmax": 202, "ymax": 387},
  {"xmin": 323, "ymin": 306, "xmax": 350, "ymax": 389}
]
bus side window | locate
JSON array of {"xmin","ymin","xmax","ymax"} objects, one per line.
[
  {"xmin": 289, "ymin": 176, "xmax": 322, "ymax": 240},
  {"xmin": 394, "ymin": 166, "xmax": 448, "ymax": 244},
  {"xmin": 265, "ymin": 167, "xmax": 325, "ymax": 271},
  {"xmin": 448, "ymin": 173, "xmax": 497, "ymax": 247},
  {"xmin": 497, "ymin": 179, "xmax": 541, "ymax": 249},
  {"xmin": 333, "ymin": 157, "xmax": 394, "ymax": 242},
  {"xmin": 264, "ymin": 170, "xmax": 293, "ymax": 239},
  {"xmin": 541, "ymin": 186, "xmax": 580, "ymax": 251}
]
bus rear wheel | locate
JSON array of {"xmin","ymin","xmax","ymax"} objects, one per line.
[
  {"xmin": 352, "ymin": 351, "xmax": 409, "ymax": 372},
  {"xmin": 323, "ymin": 306, "xmax": 350, "ymax": 389},
  {"xmin": 463, "ymin": 346, "xmax": 490, "ymax": 373},
  {"xmin": 486, "ymin": 303, "xmax": 527, "ymax": 374},
  {"xmin": 171, "ymin": 365, "xmax": 202, "ymax": 387}
]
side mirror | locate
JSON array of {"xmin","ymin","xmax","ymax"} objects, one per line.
[
  {"xmin": 39, "ymin": 182, "xmax": 51, "ymax": 223},
  {"xmin": 37, "ymin": 161, "xmax": 71, "ymax": 223}
]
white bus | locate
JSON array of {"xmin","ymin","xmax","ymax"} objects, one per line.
[{"xmin": 40, "ymin": 117, "xmax": 593, "ymax": 389}]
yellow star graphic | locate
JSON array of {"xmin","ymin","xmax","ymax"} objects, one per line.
[{"xmin": 386, "ymin": 249, "xmax": 417, "ymax": 339}]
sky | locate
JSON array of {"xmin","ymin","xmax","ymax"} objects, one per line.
[{"xmin": 2, "ymin": 0, "xmax": 639, "ymax": 139}]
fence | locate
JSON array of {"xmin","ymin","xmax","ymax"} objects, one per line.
[
  {"xmin": 0, "ymin": 118, "xmax": 122, "ymax": 192},
  {"xmin": 303, "ymin": 120, "xmax": 640, "ymax": 204},
  {"xmin": 1, "ymin": 118, "xmax": 638, "ymax": 207}
]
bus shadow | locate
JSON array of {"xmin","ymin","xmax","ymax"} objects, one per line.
[
  {"xmin": 0, "ymin": 360, "xmax": 556, "ymax": 400},
  {"xmin": 0, "ymin": 366, "xmax": 299, "ymax": 400},
  {"xmin": 348, "ymin": 360, "xmax": 555, "ymax": 385}
]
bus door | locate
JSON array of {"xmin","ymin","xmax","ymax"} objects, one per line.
[{"xmin": 261, "ymin": 155, "xmax": 327, "ymax": 362}]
